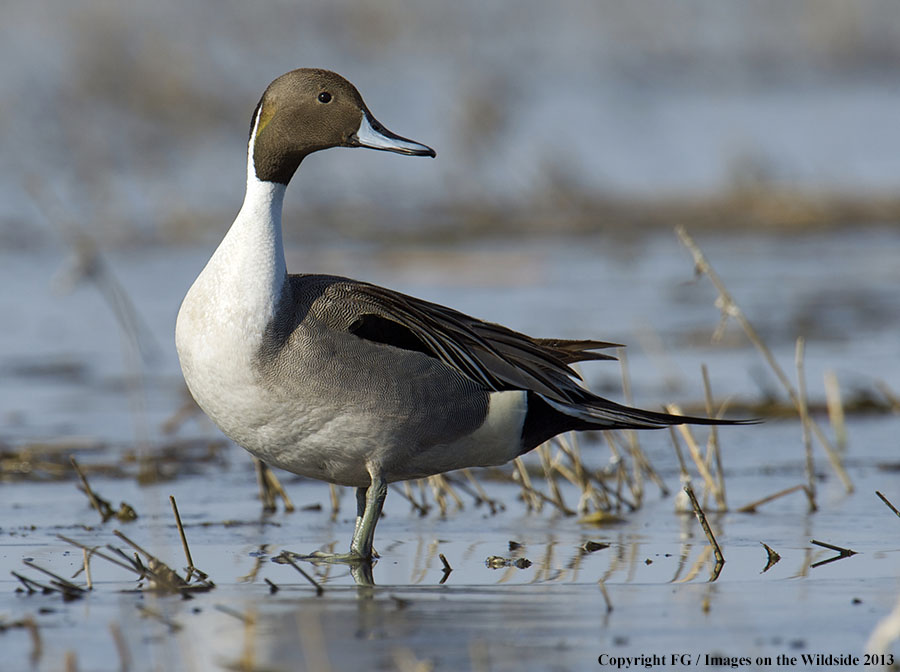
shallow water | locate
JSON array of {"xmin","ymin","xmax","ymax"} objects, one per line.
[{"xmin": 2, "ymin": 228, "xmax": 900, "ymax": 671}]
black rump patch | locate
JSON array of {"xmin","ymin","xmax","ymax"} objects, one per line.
[
  {"xmin": 520, "ymin": 391, "xmax": 595, "ymax": 454},
  {"xmin": 349, "ymin": 313, "xmax": 433, "ymax": 357}
]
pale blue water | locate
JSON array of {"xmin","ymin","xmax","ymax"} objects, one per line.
[
  {"xmin": 2, "ymin": 229, "xmax": 899, "ymax": 671},
  {"xmin": 2, "ymin": 229, "xmax": 897, "ymax": 445}
]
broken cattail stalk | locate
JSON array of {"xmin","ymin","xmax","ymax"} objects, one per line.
[
  {"xmin": 876, "ymin": 491, "xmax": 900, "ymax": 519},
  {"xmin": 113, "ymin": 530, "xmax": 154, "ymax": 561},
  {"xmin": 675, "ymin": 225, "xmax": 853, "ymax": 493},
  {"xmin": 442, "ymin": 474, "xmax": 466, "ymax": 510},
  {"xmin": 169, "ymin": 495, "xmax": 195, "ymax": 580},
  {"xmin": 392, "ymin": 483, "xmax": 429, "ymax": 516},
  {"xmin": 518, "ymin": 477, "xmax": 575, "ymax": 515},
  {"xmin": 11, "ymin": 571, "xmax": 54, "ymax": 595},
  {"xmin": 547, "ymin": 444, "xmax": 580, "ymax": 511},
  {"xmin": 263, "ymin": 464, "xmax": 295, "ymax": 512},
  {"xmin": 416, "ymin": 479, "xmax": 430, "ymax": 514},
  {"xmin": 461, "ymin": 468, "xmax": 504, "ymax": 513},
  {"xmin": 630, "ymin": 439, "xmax": 667, "ymax": 500},
  {"xmin": 429, "ymin": 473, "xmax": 464, "ymax": 514},
  {"xmin": 553, "ymin": 435, "xmax": 606, "ymax": 513},
  {"xmin": 589, "ymin": 471, "xmax": 637, "ymax": 512},
  {"xmin": 617, "ymin": 349, "xmax": 645, "ymax": 505},
  {"xmin": 255, "ymin": 459, "xmax": 276, "ymax": 512},
  {"xmin": 430, "ymin": 475, "xmax": 449, "ymax": 516},
  {"xmin": 328, "ymin": 483, "xmax": 341, "ymax": 519},
  {"xmin": 602, "ymin": 433, "xmax": 630, "ymax": 512},
  {"xmin": 796, "ymin": 338, "xmax": 817, "ymax": 512},
  {"xmin": 255, "ymin": 459, "xmax": 294, "ymax": 512},
  {"xmin": 107, "ymin": 546, "xmax": 146, "ymax": 575},
  {"xmin": 631, "ymin": 438, "xmax": 669, "ymax": 497},
  {"xmin": 701, "ymin": 364, "xmax": 727, "ymax": 510},
  {"xmin": 82, "ymin": 549, "xmax": 92, "ymax": 590},
  {"xmin": 444, "ymin": 472, "xmax": 503, "ymax": 513},
  {"xmin": 667, "ymin": 427, "xmax": 690, "ymax": 480},
  {"xmin": 667, "ymin": 405, "xmax": 721, "ymax": 508},
  {"xmin": 736, "ymin": 484, "xmax": 807, "ymax": 513},
  {"xmin": 823, "ymin": 370, "xmax": 847, "ymax": 452},
  {"xmin": 551, "ymin": 459, "xmax": 583, "ymax": 493},
  {"xmin": 112, "ymin": 530, "xmax": 214, "ymax": 594},
  {"xmin": 22, "ymin": 560, "xmax": 87, "ymax": 596},
  {"xmin": 275, "ymin": 552, "xmax": 324, "ymax": 596},
  {"xmin": 684, "ymin": 482, "xmax": 725, "ymax": 578},
  {"xmin": 70, "ymin": 456, "xmax": 112, "ymax": 522},
  {"xmin": 57, "ymin": 535, "xmax": 144, "ymax": 576},
  {"xmin": 537, "ymin": 444, "xmax": 568, "ymax": 514},
  {"xmin": 513, "ymin": 457, "xmax": 541, "ymax": 512}
]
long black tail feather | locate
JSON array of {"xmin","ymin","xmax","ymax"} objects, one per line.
[{"xmin": 521, "ymin": 391, "xmax": 757, "ymax": 454}]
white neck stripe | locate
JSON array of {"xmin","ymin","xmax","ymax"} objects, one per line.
[{"xmin": 247, "ymin": 104, "xmax": 263, "ymax": 182}]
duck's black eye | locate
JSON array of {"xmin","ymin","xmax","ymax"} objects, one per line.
[{"xmin": 317, "ymin": 91, "xmax": 332, "ymax": 104}]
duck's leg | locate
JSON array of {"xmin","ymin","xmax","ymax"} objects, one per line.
[
  {"xmin": 349, "ymin": 474, "xmax": 387, "ymax": 560},
  {"xmin": 302, "ymin": 474, "xmax": 386, "ymax": 565},
  {"xmin": 349, "ymin": 486, "xmax": 367, "ymax": 541}
]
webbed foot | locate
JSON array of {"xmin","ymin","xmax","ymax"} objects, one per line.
[
  {"xmin": 273, "ymin": 548, "xmax": 378, "ymax": 565},
  {"xmin": 305, "ymin": 549, "xmax": 377, "ymax": 564}
]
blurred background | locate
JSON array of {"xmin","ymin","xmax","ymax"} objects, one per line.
[
  {"xmin": 1, "ymin": 0, "xmax": 898, "ymax": 443},
  {"xmin": 3, "ymin": 0, "xmax": 900, "ymax": 246}
]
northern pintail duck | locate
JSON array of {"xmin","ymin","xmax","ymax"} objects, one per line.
[{"xmin": 176, "ymin": 69, "xmax": 744, "ymax": 564}]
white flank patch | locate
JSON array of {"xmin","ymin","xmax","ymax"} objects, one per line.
[{"xmin": 447, "ymin": 390, "xmax": 528, "ymax": 468}]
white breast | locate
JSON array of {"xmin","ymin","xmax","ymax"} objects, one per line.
[{"xmin": 175, "ymin": 123, "xmax": 292, "ymax": 459}]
